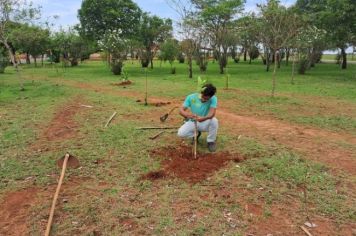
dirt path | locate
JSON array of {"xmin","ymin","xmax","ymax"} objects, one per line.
[
  {"xmin": 218, "ymin": 109, "xmax": 356, "ymax": 174},
  {"xmin": 43, "ymin": 78, "xmax": 355, "ymax": 175},
  {"xmin": 31, "ymin": 96, "xmax": 87, "ymax": 152}
]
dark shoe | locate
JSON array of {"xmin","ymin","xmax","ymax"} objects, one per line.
[
  {"xmin": 191, "ymin": 131, "xmax": 202, "ymax": 144},
  {"xmin": 207, "ymin": 142, "xmax": 217, "ymax": 152}
]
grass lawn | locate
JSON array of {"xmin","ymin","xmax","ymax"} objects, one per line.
[{"xmin": 0, "ymin": 59, "xmax": 355, "ymax": 235}]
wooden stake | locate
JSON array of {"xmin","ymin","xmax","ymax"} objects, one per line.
[
  {"xmin": 300, "ymin": 226, "xmax": 313, "ymax": 236},
  {"xmin": 45, "ymin": 153, "xmax": 69, "ymax": 236},
  {"xmin": 136, "ymin": 126, "xmax": 179, "ymax": 130},
  {"xmin": 105, "ymin": 112, "xmax": 117, "ymax": 128},
  {"xmin": 145, "ymin": 69, "xmax": 147, "ymax": 105},
  {"xmin": 194, "ymin": 120, "xmax": 198, "ymax": 159}
]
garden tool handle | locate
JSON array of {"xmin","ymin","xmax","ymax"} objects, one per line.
[{"xmin": 45, "ymin": 153, "xmax": 69, "ymax": 236}]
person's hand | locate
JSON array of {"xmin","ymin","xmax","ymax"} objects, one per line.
[
  {"xmin": 196, "ymin": 116, "xmax": 205, "ymax": 122},
  {"xmin": 187, "ymin": 114, "xmax": 198, "ymax": 120}
]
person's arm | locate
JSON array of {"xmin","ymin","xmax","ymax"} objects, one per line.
[
  {"xmin": 179, "ymin": 106, "xmax": 197, "ymax": 120},
  {"xmin": 180, "ymin": 95, "xmax": 197, "ymax": 119},
  {"xmin": 196, "ymin": 108, "xmax": 216, "ymax": 122}
]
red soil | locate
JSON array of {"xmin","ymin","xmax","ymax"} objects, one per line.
[
  {"xmin": 111, "ymin": 80, "xmax": 133, "ymax": 86},
  {"xmin": 0, "ymin": 188, "xmax": 39, "ymax": 236},
  {"xmin": 144, "ymin": 145, "xmax": 244, "ymax": 183},
  {"xmin": 43, "ymin": 98, "xmax": 84, "ymax": 141}
]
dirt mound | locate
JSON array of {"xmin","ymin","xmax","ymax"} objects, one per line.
[
  {"xmin": 141, "ymin": 170, "xmax": 167, "ymax": 181},
  {"xmin": 135, "ymin": 99, "xmax": 171, "ymax": 107},
  {"xmin": 0, "ymin": 188, "xmax": 38, "ymax": 236},
  {"xmin": 43, "ymin": 99, "xmax": 83, "ymax": 141},
  {"xmin": 144, "ymin": 145, "xmax": 244, "ymax": 183},
  {"xmin": 151, "ymin": 101, "xmax": 171, "ymax": 107},
  {"xmin": 111, "ymin": 80, "xmax": 133, "ymax": 86},
  {"xmin": 56, "ymin": 154, "xmax": 81, "ymax": 168}
]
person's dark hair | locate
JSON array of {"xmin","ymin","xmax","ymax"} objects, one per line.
[{"xmin": 201, "ymin": 83, "xmax": 216, "ymax": 97}]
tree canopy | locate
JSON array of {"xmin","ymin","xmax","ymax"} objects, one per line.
[{"xmin": 78, "ymin": 0, "xmax": 142, "ymax": 41}]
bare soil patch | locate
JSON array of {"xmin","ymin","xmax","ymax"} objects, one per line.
[
  {"xmin": 111, "ymin": 80, "xmax": 133, "ymax": 86},
  {"xmin": 0, "ymin": 188, "xmax": 39, "ymax": 236},
  {"xmin": 119, "ymin": 218, "xmax": 138, "ymax": 231},
  {"xmin": 143, "ymin": 144, "xmax": 244, "ymax": 183},
  {"xmin": 136, "ymin": 100, "xmax": 171, "ymax": 107},
  {"xmin": 43, "ymin": 97, "xmax": 84, "ymax": 141}
]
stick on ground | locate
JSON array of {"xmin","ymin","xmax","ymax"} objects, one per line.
[
  {"xmin": 300, "ymin": 226, "xmax": 313, "ymax": 236},
  {"xmin": 136, "ymin": 126, "xmax": 179, "ymax": 130},
  {"xmin": 149, "ymin": 131, "xmax": 165, "ymax": 140},
  {"xmin": 105, "ymin": 112, "xmax": 117, "ymax": 128}
]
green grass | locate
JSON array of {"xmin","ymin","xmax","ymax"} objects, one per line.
[
  {"xmin": 13, "ymin": 59, "xmax": 356, "ymax": 134},
  {"xmin": 322, "ymin": 54, "xmax": 356, "ymax": 61},
  {"xmin": 243, "ymin": 151, "xmax": 355, "ymax": 221},
  {"xmin": 0, "ymin": 59, "xmax": 355, "ymax": 235}
]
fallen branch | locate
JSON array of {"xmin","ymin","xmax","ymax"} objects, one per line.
[
  {"xmin": 80, "ymin": 104, "xmax": 93, "ymax": 108},
  {"xmin": 105, "ymin": 112, "xmax": 117, "ymax": 128},
  {"xmin": 136, "ymin": 126, "xmax": 179, "ymax": 130},
  {"xmin": 300, "ymin": 226, "xmax": 313, "ymax": 236},
  {"xmin": 149, "ymin": 131, "xmax": 165, "ymax": 140}
]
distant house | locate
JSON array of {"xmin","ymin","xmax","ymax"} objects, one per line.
[{"xmin": 89, "ymin": 53, "xmax": 102, "ymax": 61}]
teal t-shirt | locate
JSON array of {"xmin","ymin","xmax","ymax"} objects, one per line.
[{"xmin": 183, "ymin": 93, "xmax": 217, "ymax": 117}]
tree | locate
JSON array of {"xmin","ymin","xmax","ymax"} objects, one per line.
[
  {"xmin": 160, "ymin": 38, "xmax": 179, "ymax": 74},
  {"xmin": 51, "ymin": 29, "xmax": 88, "ymax": 67},
  {"xmin": 78, "ymin": 0, "xmax": 142, "ymax": 74},
  {"xmin": 293, "ymin": 25, "xmax": 327, "ymax": 76},
  {"xmin": 0, "ymin": 0, "xmax": 40, "ymax": 89},
  {"xmin": 192, "ymin": 0, "xmax": 244, "ymax": 74},
  {"xmin": 98, "ymin": 30, "xmax": 129, "ymax": 75},
  {"xmin": 167, "ymin": 0, "xmax": 202, "ymax": 78},
  {"xmin": 138, "ymin": 13, "xmax": 172, "ymax": 69},
  {"xmin": 257, "ymin": 0, "xmax": 302, "ymax": 97},
  {"xmin": 10, "ymin": 24, "xmax": 50, "ymax": 66},
  {"xmin": 180, "ymin": 38, "xmax": 197, "ymax": 76},
  {"xmin": 295, "ymin": 0, "xmax": 356, "ymax": 69},
  {"xmin": 78, "ymin": 0, "xmax": 141, "ymax": 41},
  {"xmin": 237, "ymin": 15, "xmax": 260, "ymax": 64}
]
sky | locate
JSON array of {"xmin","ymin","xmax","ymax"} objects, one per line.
[{"xmin": 31, "ymin": 0, "xmax": 296, "ymax": 30}]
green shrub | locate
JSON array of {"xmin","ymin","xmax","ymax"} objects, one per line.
[{"xmin": 111, "ymin": 61, "xmax": 123, "ymax": 75}]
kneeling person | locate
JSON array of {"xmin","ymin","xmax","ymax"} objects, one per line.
[{"xmin": 177, "ymin": 83, "xmax": 218, "ymax": 152}]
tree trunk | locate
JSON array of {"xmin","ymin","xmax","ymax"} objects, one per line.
[
  {"xmin": 150, "ymin": 58, "xmax": 153, "ymax": 69},
  {"xmin": 271, "ymin": 52, "xmax": 277, "ymax": 97},
  {"xmin": 274, "ymin": 50, "xmax": 281, "ymax": 69},
  {"xmin": 341, "ymin": 47, "xmax": 347, "ymax": 69},
  {"xmin": 26, "ymin": 53, "xmax": 31, "ymax": 64},
  {"xmin": 34, "ymin": 57, "xmax": 37, "ymax": 67},
  {"xmin": 266, "ymin": 52, "xmax": 270, "ymax": 72},
  {"xmin": 3, "ymin": 40, "xmax": 23, "ymax": 90},
  {"xmin": 219, "ymin": 59, "xmax": 224, "ymax": 74},
  {"xmin": 188, "ymin": 56, "xmax": 192, "ymax": 79},
  {"xmin": 41, "ymin": 54, "xmax": 44, "ymax": 67},
  {"xmin": 286, "ymin": 49, "xmax": 290, "ymax": 66},
  {"xmin": 243, "ymin": 49, "xmax": 247, "ymax": 61},
  {"xmin": 107, "ymin": 52, "xmax": 110, "ymax": 66},
  {"xmin": 291, "ymin": 51, "xmax": 295, "ymax": 84}
]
